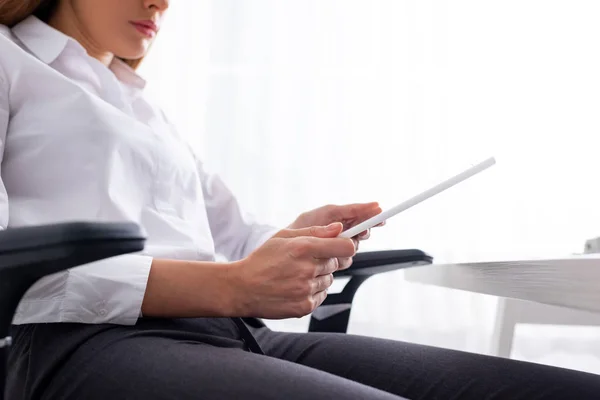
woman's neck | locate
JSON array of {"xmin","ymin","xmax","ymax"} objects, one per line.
[{"xmin": 47, "ymin": 4, "xmax": 114, "ymax": 67}]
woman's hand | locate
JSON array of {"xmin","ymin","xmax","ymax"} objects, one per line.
[
  {"xmin": 288, "ymin": 202, "xmax": 385, "ymax": 250},
  {"xmin": 229, "ymin": 223, "xmax": 356, "ymax": 319}
]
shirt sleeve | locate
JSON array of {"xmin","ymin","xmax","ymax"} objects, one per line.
[
  {"xmin": 195, "ymin": 158, "xmax": 280, "ymax": 261},
  {"xmin": 13, "ymin": 255, "xmax": 153, "ymax": 325},
  {"xmin": 0, "ymin": 62, "xmax": 152, "ymax": 326}
]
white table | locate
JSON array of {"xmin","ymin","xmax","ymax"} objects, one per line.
[{"xmin": 404, "ymin": 255, "xmax": 600, "ymax": 314}]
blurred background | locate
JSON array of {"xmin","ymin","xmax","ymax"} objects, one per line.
[{"xmin": 139, "ymin": 0, "xmax": 600, "ymax": 373}]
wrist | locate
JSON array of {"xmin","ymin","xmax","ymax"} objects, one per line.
[
  {"xmin": 222, "ymin": 259, "xmax": 249, "ymax": 317},
  {"xmin": 142, "ymin": 258, "xmax": 249, "ymax": 319}
]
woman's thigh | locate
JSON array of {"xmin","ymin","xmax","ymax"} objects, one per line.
[
  {"xmin": 253, "ymin": 328, "xmax": 600, "ymax": 400},
  {"xmin": 41, "ymin": 335, "xmax": 404, "ymax": 400},
  {"xmin": 8, "ymin": 320, "xmax": 404, "ymax": 400}
]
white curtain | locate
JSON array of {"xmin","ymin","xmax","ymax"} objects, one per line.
[{"xmin": 139, "ymin": 0, "xmax": 600, "ymax": 373}]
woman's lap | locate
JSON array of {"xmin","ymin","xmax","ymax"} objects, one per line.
[
  {"xmin": 7, "ymin": 318, "xmax": 401, "ymax": 400},
  {"xmin": 7, "ymin": 318, "xmax": 600, "ymax": 400},
  {"xmin": 40, "ymin": 334, "xmax": 400, "ymax": 400}
]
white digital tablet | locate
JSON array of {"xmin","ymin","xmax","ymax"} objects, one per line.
[{"xmin": 339, "ymin": 157, "xmax": 497, "ymax": 239}]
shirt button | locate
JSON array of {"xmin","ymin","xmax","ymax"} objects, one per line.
[{"xmin": 98, "ymin": 309, "xmax": 107, "ymax": 316}]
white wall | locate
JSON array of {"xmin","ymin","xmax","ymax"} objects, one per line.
[{"xmin": 140, "ymin": 0, "xmax": 600, "ymax": 373}]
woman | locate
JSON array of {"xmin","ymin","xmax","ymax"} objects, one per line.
[{"xmin": 0, "ymin": 1, "xmax": 598, "ymax": 399}]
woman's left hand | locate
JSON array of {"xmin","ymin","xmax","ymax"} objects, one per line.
[{"xmin": 288, "ymin": 202, "xmax": 385, "ymax": 251}]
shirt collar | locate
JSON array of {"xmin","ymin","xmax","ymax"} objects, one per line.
[
  {"xmin": 11, "ymin": 15, "xmax": 71, "ymax": 65},
  {"xmin": 12, "ymin": 15, "xmax": 147, "ymax": 90},
  {"xmin": 110, "ymin": 58, "xmax": 147, "ymax": 91}
]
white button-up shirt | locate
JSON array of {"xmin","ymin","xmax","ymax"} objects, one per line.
[{"xmin": 0, "ymin": 16, "xmax": 278, "ymax": 325}]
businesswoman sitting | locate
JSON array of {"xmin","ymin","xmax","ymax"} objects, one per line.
[{"xmin": 1, "ymin": 1, "xmax": 599, "ymax": 399}]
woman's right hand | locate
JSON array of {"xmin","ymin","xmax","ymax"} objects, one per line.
[{"xmin": 229, "ymin": 222, "xmax": 356, "ymax": 319}]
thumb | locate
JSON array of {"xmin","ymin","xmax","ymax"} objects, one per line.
[{"xmin": 276, "ymin": 222, "xmax": 344, "ymax": 239}]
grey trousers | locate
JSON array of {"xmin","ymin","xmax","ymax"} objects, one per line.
[{"xmin": 6, "ymin": 317, "xmax": 600, "ymax": 400}]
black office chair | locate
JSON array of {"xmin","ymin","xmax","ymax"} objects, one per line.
[
  {"xmin": 0, "ymin": 222, "xmax": 146, "ymax": 400},
  {"xmin": 0, "ymin": 222, "xmax": 432, "ymax": 399},
  {"xmin": 308, "ymin": 249, "xmax": 432, "ymax": 332}
]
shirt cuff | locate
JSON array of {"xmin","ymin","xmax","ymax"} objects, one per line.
[
  {"xmin": 14, "ymin": 254, "xmax": 153, "ymax": 325},
  {"xmin": 64, "ymin": 254, "xmax": 153, "ymax": 325}
]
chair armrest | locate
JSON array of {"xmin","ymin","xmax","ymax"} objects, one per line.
[
  {"xmin": 310, "ymin": 248, "xmax": 433, "ymax": 333},
  {"xmin": 0, "ymin": 222, "xmax": 145, "ymax": 336},
  {"xmin": 0, "ymin": 222, "xmax": 146, "ymax": 279},
  {"xmin": 334, "ymin": 249, "xmax": 433, "ymax": 277}
]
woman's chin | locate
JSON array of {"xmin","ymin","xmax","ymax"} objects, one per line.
[{"xmin": 115, "ymin": 41, "xmax": 152, "ymax": 62}]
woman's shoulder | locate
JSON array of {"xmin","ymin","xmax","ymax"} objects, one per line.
[
  {"xmin": 0, "ymin": 24, "xmax": 33, "ymax": 74},
  {"xmin": 0, "ymin": 25, "xmax": 13, "ymax": 82},
  {"xmin": 0, "ymin": 25, "xmax": 14, "ymax": 111},
  {"xmin": 0, "ymin": 24, "xmax": 20, "ymax": 49}
]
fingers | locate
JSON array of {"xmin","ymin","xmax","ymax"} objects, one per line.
[
  {"xmin": 337, "ymin": 256, "xmax": 353, "ymax": 270},
  {"xmin": 326, "ymin": 202, "xmax": 381, "ymax": 221},
  {"xmin": 293, "ymin": 236, "xmax": 355, "ymax": 259},
  {"xmin": 311, "ymin": 273, "xmax": 334, "ymax": 294},
  {"xmin": 314, "ymin": 254, "xmax": 352, "ymax": 276},
  {"xmin": 312, "ymin": 289, "xmax": 328, "ymax": 309},
  {"xmin": 315, "ymin": 257, "xmax": 339, "ymax": 276},
  {"xmin": 357, "ymin": 229, "xmax": 370, "ymax": 240},
  {"xmin": 276, "ymin": 222, "xmax": 343, "ymax": 239},
  {"xmin": 354, "ymin": 220, "xmax": 385, "ymax": 241},
  {"xmin": 358, "ymin": 203, "xmax": 383, "ymax": 221}
]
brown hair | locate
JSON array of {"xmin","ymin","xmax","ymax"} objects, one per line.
[{"xmin": 0, "ymin": 0, "xmax": 143, "ymax": 69}]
